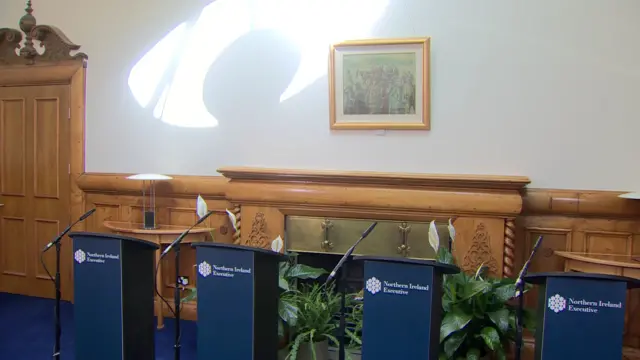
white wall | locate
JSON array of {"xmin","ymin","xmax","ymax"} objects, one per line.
[{"xmin": 2, "ymin": 0, "xmax": 639, "ymax": 190}]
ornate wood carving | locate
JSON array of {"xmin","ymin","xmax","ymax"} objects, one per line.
[
  {"xmin": 246, "ymin": 212, "xmax": 269, "ymax": 249},
  {"xmin": 0, "ymin": 28, "xmax": 22, "ymax": 64},
  {"xmin": 0, "ymin": 1, "xmax": 87, "ymax": 65},
  {"xmin": 232, "ymin": 205, "xmax": 242, "ymax": 244},
  {"xmin": 503, "ymin": 219, "xmax": 516, "ymax": 277},
  {"xmin": 462, "ymin": 223, "xmax": 499, "ymax": 275}
]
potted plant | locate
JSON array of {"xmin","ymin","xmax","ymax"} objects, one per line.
[
  {"xmin": 436, "ymin": 247, "xmax": 536, "ymax": 360},
  {"xmin": 285, "ymin": 282, "xmax": 342, "ymax": 360},
  {"xmin": 343, "ymin": 292, "xmax": 363, "ymax": 360},
  {"xmin": 278, "ymin": 254, "xmax": 328, "ymax": 344}
]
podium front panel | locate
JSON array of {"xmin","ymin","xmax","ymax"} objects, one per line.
[
  {"xmin": 73, "ymin": 236, "xmax": 124, "ymax": 360},
  {"xmin": 362, "ymin": 260, "xmax": 437, "ymax": 360},
  {"xmin": 197, "ymin": 246, "xmax": 255, "ymax": 360},
  {"xmin": 536, "ymin": 276, "xmax": 627, "ymax": 360}
]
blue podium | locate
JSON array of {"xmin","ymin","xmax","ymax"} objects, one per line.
[
  {"xmin": 192, "ymin": 242, "xmax": 285, "ymax": 360},
  {"xmin": 354, "ymin": 256, "xmax": 459, "ymax": 360},
  {"xmin": 525, "ymin": 272, "xmax": 640, "ymax": 360},
  {"xmin": 69, "ymin": 232, "xmax": 159, "ymax": 360}
]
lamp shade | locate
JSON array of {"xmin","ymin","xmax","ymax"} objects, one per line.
[
  {"xmin": 126, "ymin": 174, "xmax": 173, "ymax": 181},
  {"xmin": 619, "ymin": 192, "xmax": 640, "ymax": 200}
]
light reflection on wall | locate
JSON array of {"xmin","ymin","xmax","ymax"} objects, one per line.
[{"xmin": 127, "ymin": 0, "xmax": 389, "ymax": 128}]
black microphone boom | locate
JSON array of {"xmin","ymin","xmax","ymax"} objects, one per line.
[
  {"xmin": 161, "ymin": 210, "xmax": 215, "ymax": 257},
  {"xmin": 41, "ymin": 207, "xmax": 97, "ymax": 360},
  {"xmin": 514, "ymin": 235, "xmax": 543, "ymax": 360},
  {"xmin": 515, "ymin": 235, "xmax": 543, "ymax": 297},
  {"xmin": 324, "ymin": 221, "xmax": 378, "ymax": 360},
  {"xmin": 326, "ymin": 222, "xmax": 378, "ymax": 284},
  {"xmin": 43, "ymin": 208, "xmax": 96, "ymax": 252},
  {"xmin": 160, "ymin": 209, "xmax": 215, "ymax": 360}
]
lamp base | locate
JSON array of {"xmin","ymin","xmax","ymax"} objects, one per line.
[{"xmin": 143, "ymin": 211, "xmax": 156, "ymax": 229}]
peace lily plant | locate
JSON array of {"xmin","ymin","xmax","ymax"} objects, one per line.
[{"xmin": 431, "ymin": 219, "xmax": 536, "ymax": 360}]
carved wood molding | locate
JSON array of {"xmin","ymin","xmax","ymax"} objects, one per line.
[
  {"xmin": 77, "ymin": 171, "xmax": 640, "ymax": 220},
  {"xmin": 522, "ymin": 189, "xmax": 640, "ymax": 218},
  {"xmin": 462, "ymin": 223, "xmax": 499, "ymax": 276},
  {"xmin": 218, "ymin": 166, "xmax": 531, "ymax": 190},
  {"xmin": 76, "ymin": 173, "xmax": 227, "ymax": 199},
  {"xmin": 219, "ymin": 167, "xmax": 528, "ymax": 217},
  {"xmin": 0, "ymin": 2, "xmax": 87, "ymax": 66}
]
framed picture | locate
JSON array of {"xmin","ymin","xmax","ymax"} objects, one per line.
[{"xmin": 329, "ymin": 37, "xmax": 430, "ymax": 130}]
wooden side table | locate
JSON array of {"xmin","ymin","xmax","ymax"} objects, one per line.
[{"xmin": 103, "ymin": 221, "xmax": 214, "ymax": 329}]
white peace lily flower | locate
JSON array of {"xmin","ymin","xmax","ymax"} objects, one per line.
[
  {"xmin": 428, "ymin": 220, "xmax": 439, "ymax": 253},
  {"xmin": 226, "ymin": 209, "xmax": 237, "ymax": 231},
  {"xmin": 196, "ymin": 194, "xmax": 208, "ymax": 219},
  {"xmin": 271, "ymin": 235, "xmax": 284, "ymax": 253},
  {"xmin": 447, "ymin": 218, "xmax": 456, "ymax": 243}
]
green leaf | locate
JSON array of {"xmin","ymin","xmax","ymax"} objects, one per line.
[
  {"xmin": 440, "ymin": 308, "xmax": 473, "ymax": 341},
  {"xmin": 279, "ymin": 261, "xmax": 291, "ymax": 277},
  {"xmin": 466, "ymin": 348, "xmax": 481, "ymax": 360},
  {"xmin": 279, "ymin": 296, "xmax": 299, "ymax": 326},
  {"xmin": 279, "ymin": 276, "xmax": 290, "ymax": 291},
  {"xmin": 181, "ymin": 288, "xmax": 197, "ymax": 302},
  {"xmin": 479, "ymin": 326, "xmax": 501, "ymax": 351},
  {"xmin": 494, "ymin": 283, "xmax": 517, "ymax": 303},
  {"xmin": 460, "ymin": 278, "xmax": 492, "ymax": 300},
  {"xmin": 437, "ymin": 247, "xmax": 454, "ymax": 264},
  {"xmin": 278, "ymin": 319, "xmax": 284, "ymax": 338},
  {"xmin": 443, "ymin": 331, "xmax": 466, "ymax": 358},
  {"xmin": 286, "ymin": 264, "xmax": 327, "ymax": 280},
  {"xmin": 487, "ymin": 309, "xmax": 510, "ymax": 333}
]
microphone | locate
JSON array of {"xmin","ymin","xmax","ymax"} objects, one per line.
[
  {"xmin": 514, "ymin": 235, "xmax": 543, "ymax": 297},
  {"xmin": 326, "ymin": 222, "xmax": 378, "ymax": 284},
  {"xmin": 161, "ymin": 210, "xmax": 215, "ymax": 257},
  {"xmin": 42, "ymin": 208, "xmax": 96, "ymax": 252}
]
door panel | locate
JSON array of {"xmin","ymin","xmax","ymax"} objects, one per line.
[{"xmin": 0, "ymin": 85, "xmax": 71, "ymax": 300}]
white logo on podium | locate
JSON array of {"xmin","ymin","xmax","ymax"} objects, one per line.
[
  {"xmin": 198, "ymin": 261, "xmax": 212, "ymax": 277},
  {"xmin": 74, "ymin": 249, "xmax": 86, "ymax": 264},
  {"xmin": 366, "ymin": 277, "xmax": 382, "ymax": 295},
  {"xmin": 548, "ymin": 294, "xmax": 567, "ymax": 313}
]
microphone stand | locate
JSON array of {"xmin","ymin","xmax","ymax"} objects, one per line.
[
  {"xmin": 173, "ymin": 243, "xmax": 182, "ymax": 360},
  {"xmin": 160, "ymin": 210, "xmax": 215, "ymax": 360},
  {"xmin": 514, "ymin": 235, "xmax": 543, "ymax": 360},
  {"xmin": 41, "ymin": 208, "xmax": 96, "ymax": 360},
  {"xmin": 53, "ymin": 240, "xmax": 62, "ymax": 360},
  {"xmin": 325, "ymin": 222, "xmax": 378, "ymax": 360}
]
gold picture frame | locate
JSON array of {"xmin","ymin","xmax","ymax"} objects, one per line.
[{"xmin": 329, "ymin": 37, "xmax": 431, "ymax": 130}]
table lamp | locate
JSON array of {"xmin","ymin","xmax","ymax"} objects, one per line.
[{"xmin": 126, "ymin": 173, "xmax": 173, "ymax": 229}]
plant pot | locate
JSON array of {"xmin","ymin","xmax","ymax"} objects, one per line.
[{"xmin": 296, "ymin": 339, "xmax": 330, "ymax": 360}]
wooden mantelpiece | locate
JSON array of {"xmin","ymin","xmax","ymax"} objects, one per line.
[
  {"xmin": 219, "ymin": 167, "xmax": 531, "ymax": 278},
  {"xmin": 76, "ymin": 168, "xmax": 531, "ymax": 279}
]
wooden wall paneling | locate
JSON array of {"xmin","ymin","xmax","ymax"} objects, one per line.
[{"xmin": 520, "ymin": 190, "xmax": 640, "ymax": 354}]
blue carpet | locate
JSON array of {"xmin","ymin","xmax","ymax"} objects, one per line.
[{"xmin": 0, "ymin": 292, "xmax": 197, "ymax": 359}]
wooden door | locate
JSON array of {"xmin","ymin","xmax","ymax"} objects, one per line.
[{"xmin": 0, "ymin": 85, "xmax": 71, "ymax": 300}]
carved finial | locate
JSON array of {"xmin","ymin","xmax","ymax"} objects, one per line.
[
  {"xmin": 18, "ymin": 0, "xmax": 37, "ymax": 61},
  {"xmin": 0, "ymin": 0, "xmax": 87, "ymax": 65}
]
